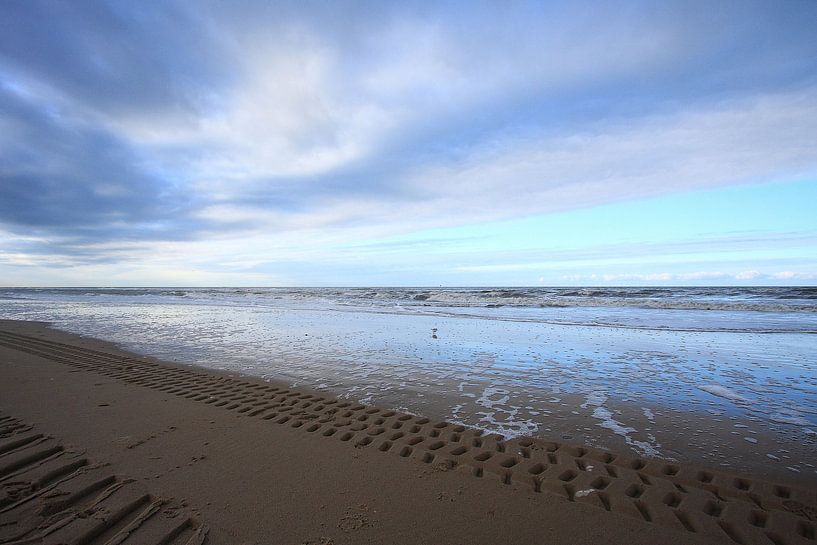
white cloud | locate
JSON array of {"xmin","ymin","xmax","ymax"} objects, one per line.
[
  {"xmin": 98, "ymin": 7, "xmax": 694, "ymax": 186},
  {"xmin": 111, "ymin": 35, "xmax": 395, "ymax": 180},
  {"xmin": 560, "ymin": 271, "xmax": 817, "ymax": 284},
  {"xmin": 735, "ymin": 270, "xmax": 762, "ymax": 280},
  {"xmin": 123, "ymin": 85, "xmax": 817, "ymax": 249},
  {"xmin": 402, "ymin": 90, "xmax": 817, "ymax": 225},
  {"xmin": 677, "ymin": 271, "xmax": 728, "ymax": 280},
  {"xmin": 772, "ymin": 271, "xmax": 817, "ymax": 280}
]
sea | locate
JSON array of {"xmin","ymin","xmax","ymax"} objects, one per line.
[{"xmin": 2, "ymin": 286, "xmax": 816, "ymax": 477}]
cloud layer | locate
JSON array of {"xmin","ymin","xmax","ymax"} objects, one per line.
[{"xmin": 1, "ymin": 1, "xmax": 816, "ymax": 284}]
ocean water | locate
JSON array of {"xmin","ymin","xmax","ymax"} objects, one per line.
[{"xmin": 2, "ymin": 287, "xmax": 816, "ymax": 475}]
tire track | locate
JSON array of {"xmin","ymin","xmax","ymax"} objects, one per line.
[
  {"xmin": 0, "ymin": 411, "xmax": 208, "ymax": 545},
  {"xmin": 2, "ymin": 329, "xmax": 815, "ymax": 545}
]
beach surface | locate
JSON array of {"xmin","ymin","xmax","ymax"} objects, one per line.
[
  {"xmin": 3, "ymin": 287, "xmax": 816, "ymax": 485},
  {"xmin": 1, "ymin": 320, "xmax": 815, "ymax": 545}
]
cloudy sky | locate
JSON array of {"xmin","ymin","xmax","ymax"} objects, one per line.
[{"xmin": 1, "ymin": 1, "xmax": 816, "ymax": 286}]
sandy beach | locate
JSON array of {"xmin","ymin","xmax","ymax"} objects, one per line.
[
  {"xmin": 1, "ymin": 320, "xmax": 815, "ymax": 545},
  {"xmin": 3, "ymin": 1, "xmax": 816, "ymax": 543}
]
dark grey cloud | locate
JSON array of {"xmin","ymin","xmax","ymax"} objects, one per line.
[
  {"xmin": 0, "ymin": 83, "xmax": 205, "ymax": 249},
  {"xmin": 0, "ymin": 1, "xmax": 226, "ymax": 117},
  {"xmin": 0, "ymin": 2, "xmax": 231, "ymax": 258}
]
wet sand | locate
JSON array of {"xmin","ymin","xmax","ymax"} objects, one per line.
[
  {"xmin": 6, "ymin": 290, "xmax": 814, "ymax": 482},
  {"xmin": 1, "ymin": 320, "xmax": 815, "ymax": 545}
]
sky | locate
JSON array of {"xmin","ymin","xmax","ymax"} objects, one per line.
[{"xmin": 1, "ymin": 1, "xmax": 816, "ymax": 287}]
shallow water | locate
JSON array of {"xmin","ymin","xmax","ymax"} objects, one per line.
[{"xmin": 1, "ymin": 287, "xmax": 815, "ymax": 477}]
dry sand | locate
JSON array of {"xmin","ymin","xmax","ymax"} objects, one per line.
[{"xmin": 0, "ymin": 319, "xmax": 815, "ymax": 545}]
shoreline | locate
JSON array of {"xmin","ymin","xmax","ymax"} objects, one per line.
[
  {"xmin": 1, "ymin": 319, "xmax": 816, "ymax": 544},
  {"xmin": 5, "ymin": 317, "xmax": 812, "ymax": 489},
  {"xmin": 4, "ymin": 285, "xmax": 815, "ymax": 485}
]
